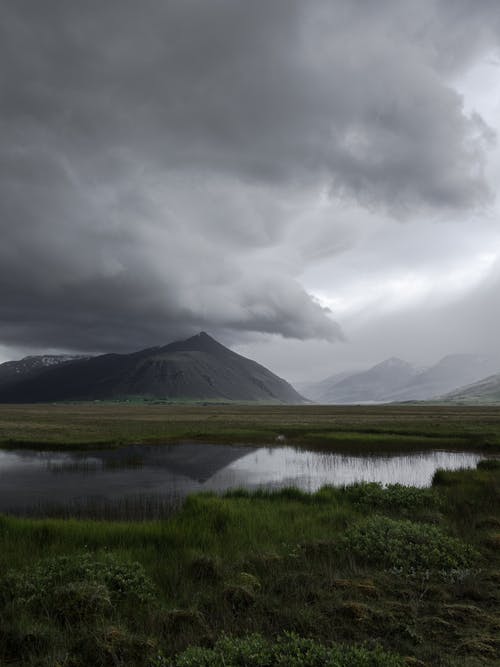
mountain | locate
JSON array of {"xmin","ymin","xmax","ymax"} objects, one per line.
[
  {"xmin": 0, "ymin": 355, "xmax": 89, "ymax": 388},
  {"xmin": 295, "ymin": 371, "xmax": 354, "ymax": 403},
  {"xmin": 304, "ymin": 354, "xmax": 500, "ymax": 404},
  {"xmin": 385, "ymin": 354, "xmax": 500, "ymax": 402},
  {"xmin": 303, "ymin": 358, "xmax": 419, "ymax": 404},
  {"xmin": 0, "ymin": 332, "xmax": 304, "ymax": 404},
  {"xmin": 439, "ymin": 373, "xmax": 500, "ymax": 404}
]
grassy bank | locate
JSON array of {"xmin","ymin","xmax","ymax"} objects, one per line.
[
  {"xmin": 0, "ymin": 462, "xmax": 498, "ymax": 666},
  {"xmin": 1, "ymin": 403, "xmax": 500, "ymax": 451}
]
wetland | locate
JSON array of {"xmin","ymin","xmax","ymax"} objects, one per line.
[
  {"xmin": 0, "ymin": 404, "xmax": 499, "ymax": 666},
  {"xmin": 0, "ymin": 443, "xmax": 485, "ymax": 518}
]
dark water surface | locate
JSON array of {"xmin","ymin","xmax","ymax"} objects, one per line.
[{"xmin": 0, "ymin": 443, "xmax": 484, "ymax": 518}]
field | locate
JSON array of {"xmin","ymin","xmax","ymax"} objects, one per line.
[
  {"xmin": 1, "ymin": 403, "xmax": 500, "ymax": 451},
  {"xmin": 0, "ymin": 405, "xmax": 499, "ymax": 666}
]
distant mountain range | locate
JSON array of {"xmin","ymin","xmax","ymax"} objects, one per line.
[
  {"xmin": 440, "ymin": 373, "xmax": 500, "ymax": 404},
  {"xmin": 2, "ymin": 338, "xmax": 499, "ymax": 405},
  {"xmin": 301, "ymin": 354, "xmax": 500, "ymax": 404},
  {"xmin": 0, "ymin": 332, "xmax": 304, "ymax": 404}
]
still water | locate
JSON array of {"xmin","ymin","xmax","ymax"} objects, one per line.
[{"xmin": 0, "ymin": 443, "xmax": 483, "ymax": 518}]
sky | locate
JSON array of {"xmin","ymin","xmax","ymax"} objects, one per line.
[{"xmin": 1, "ymin": 0, "xmax": 500, "ymax": 383}]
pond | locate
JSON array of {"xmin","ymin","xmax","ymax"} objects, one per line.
[{"xmin": 0, "ymin": 443, "xmax": 484, "ymax": 519}]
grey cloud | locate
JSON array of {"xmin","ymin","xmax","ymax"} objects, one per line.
[
  {"xmin": 2, "ymin": 0, "xmax": 496, "ymax": 200},
  {"xmin": 0, "ymin": 0, "xmax": 498, "ymax": 353},
  {"xmin": 0, "ymin": 161, "xmax": 341, "ymax": 351},
  {"xmin": 347, "ymin": 266, "xmax": 500, "ymax": 374},
  {"xmin": 245, "ymin": 261, "xmax": 500, "ymax": 384}
]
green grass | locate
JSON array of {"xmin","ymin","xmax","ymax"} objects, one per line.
[
  {"xmin": 0, "ymin": 463, "xmax": 499, "ymax": 665},
  {"xmin": 1, "ymin": 403, "xmax": 500, "ymax": 451}
]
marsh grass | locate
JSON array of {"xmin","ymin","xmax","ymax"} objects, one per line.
[
  {"xmin": 12, "ymin": 493, "xmax": 184, "ymax": 521},
  {"xmin": 0, "ymin": 462, "xmax": 498, "ymax": 665}
]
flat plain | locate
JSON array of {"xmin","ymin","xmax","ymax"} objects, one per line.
[{"xmin": 1, "ymin": 402, "xmax": 500, "ymax": 451}]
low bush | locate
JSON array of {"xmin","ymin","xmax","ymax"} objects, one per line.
[
  {"xmin": 0, "ymin": 553, "xmax": 158, "ymax": 665},
  {"xmin": 342, "ymin": 482, "xmax": 441, "ymax": 513},
  {"xmin": 7, "ymin": 552, "xmax": 155, "ymax": 617},
  {"xmin": 169, "ymin": 632, "xmax": 406, "ymax": 666},
  {"xmin": 71, "ymin": 624, "xmax": 159, "ymax": 667},
  {"xmin": 341, "ymin": 516, "xmax": 479, "ymax": 571}
]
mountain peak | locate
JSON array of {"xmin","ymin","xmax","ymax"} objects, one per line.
[
  {"xmin": 155, "ymin": 331, "xmax": 222, "ymax": 355},
  {"xmin": 0, "ymin": 332, "xmax": 305, "ymax": 404},
  {"xmin": 177, "ymin": 331, "xmax": 224, "ymax": 351},
  {"xmin": 373, "ymin": 357, "xmax": 413, "ymax": 370},
  {"xmin": 192, "ymin": 331, "xmax": 213, "ymax": 341}
]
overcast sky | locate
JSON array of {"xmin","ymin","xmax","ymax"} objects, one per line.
[{"xmin": 1, "ymin": 0, "xmax": 500, "ymax": 382}]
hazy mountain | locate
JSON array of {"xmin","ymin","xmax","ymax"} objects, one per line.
[
  {"xmin": 0, "ymin": 355, "xmax": 89, "ymax": 388},
  {"xmin": 0, "ymin": 332, "xmax": 304, "ymax": 404},
  {"xmin": 295, "ymin": 371, "xmax": 354, "ymax": 403},
  {"xmin": 385, "ymin": 354, "xmax": 500, "ymax": 402},
  {"xmin": 439, "ymin": 373, "xmax": 500, "ymax": 404},
  {"xmin": 305, "ymin": 358, "xmax": 419, "ymax": 404},
  {"xmin": 305, "ymin": 353, "xmax": 500, "ymax": 404}
]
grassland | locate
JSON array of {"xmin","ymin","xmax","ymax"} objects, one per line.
[
  {"xmin": 1, "ymin": 403, "xmax": 500, "ymax": 451},
  {"xmin": 0, "ymin": 463, "xmax": 498, "ymax": 665},
  {"xmin": 0, "ymin": 405, "xmax": 499, "ymax": 665}
]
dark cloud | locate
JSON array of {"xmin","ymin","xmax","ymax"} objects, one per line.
[{"xmin": 0, "ymin": 0, "xmax": 497, "ymax": 353}]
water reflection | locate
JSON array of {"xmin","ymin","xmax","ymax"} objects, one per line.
[
  {"xmin": 0, "ymin": 443, "xmax": 484, "ymax": 518},
  {"xmin": 206, "ymin": 448, "xmax": 483, "ymax": 490}
]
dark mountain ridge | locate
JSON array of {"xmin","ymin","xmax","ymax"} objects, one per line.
[
  {"xmin": 0, "ymin": 332, "xmax": 304, "ymax": 404},
  {"xmin": 0, "ymin": 355, "xmax": 90, "ymax": 389}
]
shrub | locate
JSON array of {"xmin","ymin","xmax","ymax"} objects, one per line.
[
  {"xmin": 3, "ymin": 552, "xmax": 155, "ymax": 624},
  {"xmin": 0, "ymin": 554, "xmax": 159, "ymax": 665},
  {"xmin": 341, "ymin": 516, "xmax": 479, "ymax": 571},
  {"xmin": 71, "ymin": 624, "xmax": 158, "ymax": 667},
  {"xmin": 51, "ymin": 581, "xmax": 112, "ymax": 624},
  {"xmin": 343, "ymin": 482, "xmax": 441, "ymax": 513},
  {"xmin": 170, "ymin": 632, "xmax": 406, "ymax": 666}
]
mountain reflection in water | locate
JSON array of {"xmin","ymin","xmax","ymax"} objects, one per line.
[{"xmin": 0, "ymin": 443, "xmax": 483, "ymax": 518}]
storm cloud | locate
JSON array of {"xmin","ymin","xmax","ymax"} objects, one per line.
[{"xmin": 0, "ymin": 0, "xmax": 498, "ymax": 356}]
